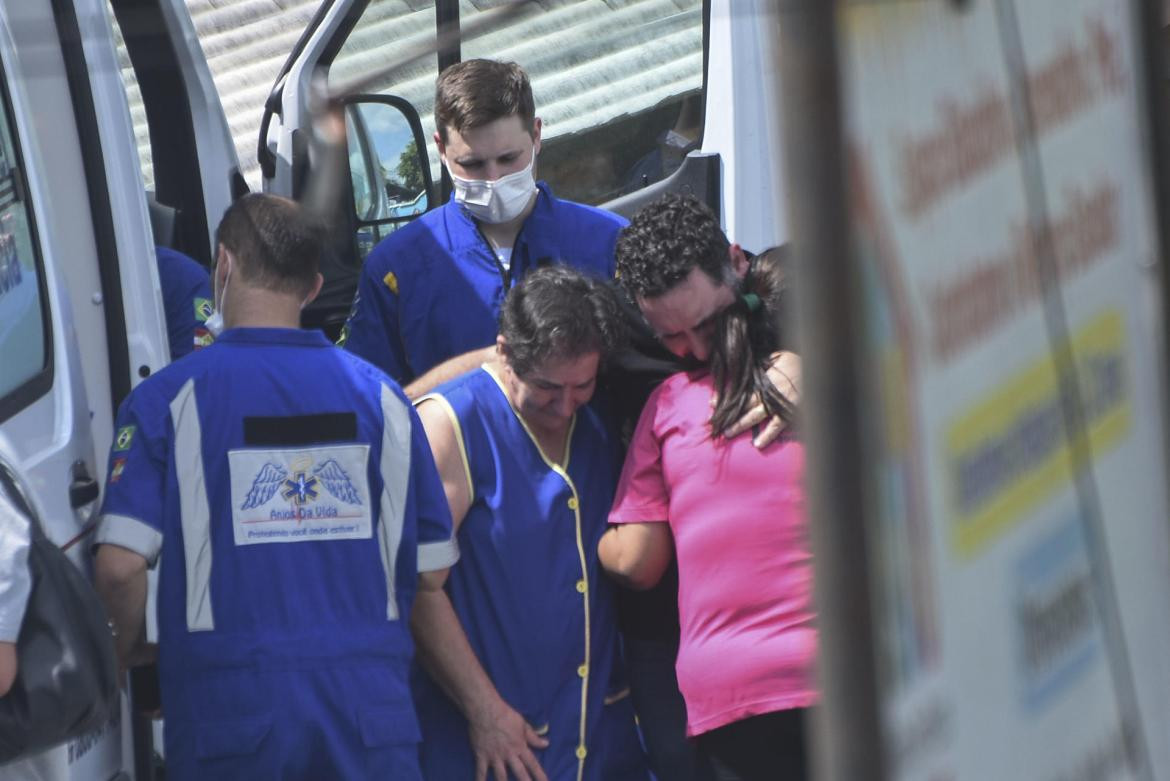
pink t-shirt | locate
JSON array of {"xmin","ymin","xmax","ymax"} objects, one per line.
[{"xmin": 609, "ymin": 371, "xmax": 817, "ymax": 736}]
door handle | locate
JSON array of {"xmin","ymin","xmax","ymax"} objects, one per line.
[
  {"xmin": 69, "ymin": 461, "xmax": 100, "ymax": 508},
  {"xmin": 70, "ymin": 476, "xmax": 99, "ymax": 508}
]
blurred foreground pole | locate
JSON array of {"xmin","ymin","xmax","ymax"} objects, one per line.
[
  {"xmin": 775, "ymin": 2, "xmax": 885, "ymax": 780},
  {"xmin": 1139, "ymin": 0, "xmax": 1170, "ymax": 472}
]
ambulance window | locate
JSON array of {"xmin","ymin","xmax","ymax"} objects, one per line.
[
  {"xmin": 0, "ymin": 82, "xmax": 51, "ymax": 420},
  {"xmin": 329, "ymin": 0, "xmax": 706, "ymax": 207},
  {"xmin": 106, "ymin": 2, "xmax": 154, "ymax": 189},
  {"xmin": 331, "ymin": 1, "xmax": 442, "ymax": 183},
  {"xmin": 461, "ymin": 1, "xmax": 705, "ymax": 206}
]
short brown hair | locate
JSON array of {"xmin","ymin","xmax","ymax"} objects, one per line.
[
  {"xmin": 434, "ymin": 59, "xmax": 536, "ymax": 143},
  {"xmin": 214, "ymin": 193, "xmax": 323, "ymax": 297}
]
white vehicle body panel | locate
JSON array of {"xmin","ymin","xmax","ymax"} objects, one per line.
[
  {"xmin": 0, "ymin": 1, "xmax": 133, "ymax": 777},
  {"xmin": 703, "ymin": 0, "xmax": 786, "ymax": 252}
]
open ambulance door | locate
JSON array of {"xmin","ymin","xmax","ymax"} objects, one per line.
[
  {"xmin": 0, "ymin": 0, "xmax": 178, "ymax": 777},
  {"xmin": 258, "ymin": 0, "xmax": 788, "ymax": 334},
  {"xmin": 108, "ymin": 0, "xmax": 245, "ymax": 268},
  {"xmin": 0, "ymin": 1, "xmax": 243, "ymax": 777}
]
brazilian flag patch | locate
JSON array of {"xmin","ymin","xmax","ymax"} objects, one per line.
[
  {"xmin": 194, "ymin": 297, "xmax": 213, "ymax": 323},
  {"xmin": 114, "ymin": 425, "xmax": 136, "ymax": 452}
]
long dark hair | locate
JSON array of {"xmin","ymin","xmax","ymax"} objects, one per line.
[{"xmin": 709, "ymin": 246, "xmax": 795, "ymax": 436}]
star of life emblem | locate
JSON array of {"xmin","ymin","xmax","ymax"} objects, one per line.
[
  {"xmin": 282, "ymin": 471, "xmax": 319, "ymax": 504},
  {"xmin": 229, "ymin": 445, "xmax": 372, "ymax": 546}
]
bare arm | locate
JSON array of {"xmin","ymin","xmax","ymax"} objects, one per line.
[
  {"xmin": 94, "ymin": 544, "xmax": 150, "ymax": 669},
  {"xmin": 404, "ymin": 346, "xmax": 496, "ymax": 401},
  {"xmin": 418, "ymin": 566, "xmax": 450, "ymax": 594},
  {"xmin": 410, "ymin": 585, "xmax": 499, "ymax": 719},
  {"xmin": 719, "ymin": 350, "xmax": 802, "ymax": 449},
  {"xmin": 0, "ymin": 641, "xmax": 15, "ymax": 696},
  {"xmin": 413, "ymin": 398, "xmax": 548, "ymax": 781},
  {"xmin": 598, "ymin": 522, "xmax": 674, "ymax": 590},
  {"xmin": 412, "ymin": 586, "xmax": 548, "ymax": 781},
  {"xmin": 416, "ymin": 398, "xmax": 473, "ymax": 524}
]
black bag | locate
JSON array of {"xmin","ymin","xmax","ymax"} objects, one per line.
[{"xmin": 0, "ymin": 469, "xmax": 119, "ymax": 764}]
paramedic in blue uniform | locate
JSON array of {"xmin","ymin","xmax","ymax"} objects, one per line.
[
  {"xmin": 92, "ymin": 193, "xmax": 458, "ymax": 781},
  {"xmin": 155, "ymin": 246, "xmax": 214, "ymax": 359},
  {"xmin": 340, "ymin": 59, "xmax": 626, "ymax": 395},
  {"xmin": 411, "ymin": 266, "xmax": 648, "ymax": 781}
]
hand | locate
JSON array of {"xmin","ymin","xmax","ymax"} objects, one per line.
[
  {"xmin": 717, "ymin": 351, "xmax": 801, "ymax": 449},
  {"xmin": 468, "ymin": 696, "xmax": 550, "ymax": 781}
]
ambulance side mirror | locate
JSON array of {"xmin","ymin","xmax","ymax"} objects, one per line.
[{"xmin": 341, "ymin": 95, "xmax": 434, "ymax": 260}]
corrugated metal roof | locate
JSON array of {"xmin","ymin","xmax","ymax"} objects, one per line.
[
  {"xmin": 328, "ymin": 0, "xmax": 702, "ymax": 181},
  {"xmin": 118, "ymin": 0, "xmax": 701, "ymax": 190}
]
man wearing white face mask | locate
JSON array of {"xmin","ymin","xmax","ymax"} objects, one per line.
[{"xmin": 341, "ymin": 59, "xmax": 626, "ymax": 393}]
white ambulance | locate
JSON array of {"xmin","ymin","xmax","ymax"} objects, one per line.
[{"xmin": 0, "ymin": 1, "xmax": 784, "ymax": 778}]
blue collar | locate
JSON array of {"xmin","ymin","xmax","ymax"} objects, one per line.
[
  {"xmin": 213, "ymin": 327, "xmax": 333, "ymax": 348},
  {"xmin": 445, "ymin": 181, "xmax": 562, "ymax": 262}
]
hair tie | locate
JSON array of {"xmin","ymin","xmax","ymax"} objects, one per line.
[{"xmin": 741, "ymin": 293, "xmax": 762, "ymax": 312}]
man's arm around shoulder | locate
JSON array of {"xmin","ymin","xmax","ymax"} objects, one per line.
[{"xmin": 404, "ymin": 346, "xmax": 495, "ymax": 400}]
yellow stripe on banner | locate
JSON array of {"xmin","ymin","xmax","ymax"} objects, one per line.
[
  {"xmin": 842, "ymin": 2, "xmax": 934, "ymax": 45},
  {"xmin": 946, "ymin": 310, "xmax": 1130, "ymax": 559}
]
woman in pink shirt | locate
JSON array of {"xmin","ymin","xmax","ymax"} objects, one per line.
[{"xmin": 599, "ymin": 247, "xmax": 815, "ymax": 781}]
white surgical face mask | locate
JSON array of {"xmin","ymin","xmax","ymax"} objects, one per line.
[
  {"xmin": 205, "ymin": 258, "xmax": 231, "ymax": 337},
  {"xmin": 448, "ymin": 148, "xmax": 537, "ymax": 225}
]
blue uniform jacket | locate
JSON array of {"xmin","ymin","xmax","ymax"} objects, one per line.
[
  {"xmin": 96, "ymin": 328, "xmax": 458, "ymax": 781},
  {"xmin": 155, "ymin": 246, "xmax": 212, "ymax": 360},
  {"xmin": 414, "ymin": 367, "xmax": 647, "ymax": 781},
  {"xmin": 341, "ymin": 183, "xmax": 626, "ymax": 383}
]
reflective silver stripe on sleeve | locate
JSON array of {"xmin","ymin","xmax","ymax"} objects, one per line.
[
  {"xmin": 418, "ymin": 538, "xmax": 459, "ymax": 572},
  {"xmin": 378, "ymin": 384, "xmax": 412, "ymax": 620},
  {"xmin": 95, "ymin": 513, "xmax": 164, "ymax": 566},
  {"xmin": 170, "ymin": 379, "xmax": 214, "ymax": 632}
]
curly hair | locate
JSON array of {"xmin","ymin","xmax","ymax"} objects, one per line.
[
  {"xmin": 435, "ymin": 59, "xmax": 536, "ymax": 143},
  {"xmin": 614, "ymin": 193, "xmax": 735, "ymax": 300},
  {"xmin": 498, "ymin": 265, "xmax": 627, "ymax": 379}
]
